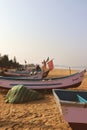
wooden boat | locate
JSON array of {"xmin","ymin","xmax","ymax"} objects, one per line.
[
  {"xmin": 2, "ymin": 71, "xmax": 31, "ymax": 77},
  {"xmin": 1, "ymin": 59, "xmax": 53, "ymax": 78},
  {"xmin": 52, "ymin": 88, "xmax": 87, "ymax": 130},
  {"xmin": 2, "ymin": 70, "xmax": 43, "ymax": 77},
  {"xmin": 0, "ymin": 69, "xmax": 86, "ymax": 90},
  {"xmin": 2, "ymin": 69, "xmax": 50, "ymax": 79}
]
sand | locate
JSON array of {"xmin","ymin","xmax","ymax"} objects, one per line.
[{"xmin": 0, "ymin": 69, "xmax": 87, "ymax": 130}]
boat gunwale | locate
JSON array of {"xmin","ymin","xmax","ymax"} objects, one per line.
[{"xmin": 53, "ymin": 89, "xmax": 87, "ymax": 107}]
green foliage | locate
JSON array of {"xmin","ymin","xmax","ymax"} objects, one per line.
[{"xmin": 0, "ymin": 54, "xmax": 20, "ymax": 68}]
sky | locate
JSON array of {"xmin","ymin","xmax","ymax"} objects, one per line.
[{"xmin": 0, "ymin": 0, "xmax": 87, "ymax": 68}]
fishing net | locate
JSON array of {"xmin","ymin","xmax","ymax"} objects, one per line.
[{"xmin": 5, "ymin": 85, "xmax": 44, "ymax": 103}]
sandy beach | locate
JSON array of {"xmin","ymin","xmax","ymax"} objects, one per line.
[{"xmin": 0, "ymin": 69, "xmax": 87, "ymax": 130}]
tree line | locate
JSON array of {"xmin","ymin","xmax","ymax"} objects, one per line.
[{"xmin": 0, "ymin": 54, "xmax": 20, "ymax": 68}]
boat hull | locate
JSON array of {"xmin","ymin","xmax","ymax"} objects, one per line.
[
  {"xmin": 69, "ymin": 123, "xmax": 87, "ymax": 130},
  {"xmin": 62, "ymin": 103, "xmax": 87, "ymax": 123},
  {"xmin": 0, "ymin": 69, "xmax": 86, "ymax": 89},
  {"xmin": 53, "ymin": 89, "xmax": 87, "ymax": 129}
]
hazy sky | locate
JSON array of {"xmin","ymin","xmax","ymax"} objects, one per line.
[{"xmin": 0, "ymin": 0, "xmax": 87, "ymax": 67}]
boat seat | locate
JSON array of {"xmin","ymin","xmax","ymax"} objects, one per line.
[{"xmin": 77, "ymin": 94, "xmax": 87, "ymax": 103}]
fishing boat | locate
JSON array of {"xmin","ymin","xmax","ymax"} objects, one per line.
[
  {"xmin": 0, "ymin": 69, "xmax": 86, "ymax": 90},
  {"xmin": 2, "ymin": 70, "xmax": 47, "ymax": 78},
  {"xmin": 1, "ymin": 58, "xmax": 53, "ymax": 78},
  {"xmin": 52, "ymin": 88, "xmax": 87, "ymax": 130}
]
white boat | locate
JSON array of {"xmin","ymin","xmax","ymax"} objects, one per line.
[{"xmin": 0, "ymin": 69, "xmax": 86, "ymax": 90}]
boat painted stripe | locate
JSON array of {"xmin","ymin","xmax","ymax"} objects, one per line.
[{"xmin": 10, "ymin": 83, "xmax": 62, "ymax": 86}]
